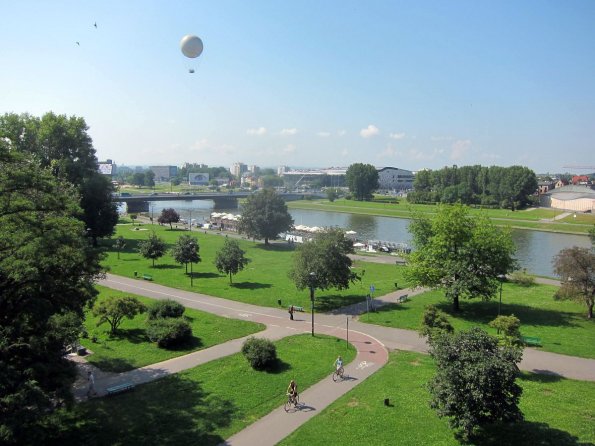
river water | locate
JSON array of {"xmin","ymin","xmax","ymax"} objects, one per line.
[{"xmin": 136, "ymin": 200, "xmax": 592, "ymax": 278}]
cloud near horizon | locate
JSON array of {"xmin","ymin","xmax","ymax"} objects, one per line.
[
  {"xmin": 247, "ymin": 127, "xmax": 267, "ymax": 136},
  {"xmin": 450, "ymin": 139, "xmax": 471, "ymax": 160},
  {"xmin": 360, "ymin": 124, "xmax": 379, "ymax": 138},
  {"xmin": 389, "ymin": 132, "xmax": 405, "ymax": 140},
  {"xmin": 280, "ymin": 128, "xmax": 297, "ymax": 136}
]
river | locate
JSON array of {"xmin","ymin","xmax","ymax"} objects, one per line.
[{"xmin": 132, "ymin": 200, "xmax": 592, "ymax": 278}]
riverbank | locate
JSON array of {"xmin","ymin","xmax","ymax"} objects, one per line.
[{"xmin": 287, "ymin": 199, "xmax": 595, "ymax": 235}]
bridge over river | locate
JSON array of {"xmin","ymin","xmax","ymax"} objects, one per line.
[{"xmin": 114, "ymin": 191, "xmax": 325, "ymax": 212}]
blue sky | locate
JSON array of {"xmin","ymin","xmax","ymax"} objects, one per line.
[{"xmin": 1, "ymin": 1, "xmax": 594, "ymax": 173}]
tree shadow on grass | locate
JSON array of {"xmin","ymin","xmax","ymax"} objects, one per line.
[
  {"xmin": 191, "ymin": 272, "xmax": 221, "ymax": 279},
  {"xmin": 264, "ymin": 358, "xmax": 291, "ymax": 374},
  {"xmin": 520, "ymin": 371, "xmax": 564, "ymax": 384},
  {"xmin": 87, "ymin": 357, "xmax": 136, "ymax": 374},
  {"xmin": 476, "ymin": 420, "xmax": 592, "ymax": 446},
  {"xmin": 435, "ymin": 301, "xmax": 580, "ymax": 328},
  {"xmin": 110, "ymin": 328, "xmax": 148, "ymax": 345},
  {"xmin": 152, "ymin": 264, "xmax": 181, "ymax": 270},
  {"xmin": 51, "ymin": 375, "xmax": 235, "ymax": 446},
  {"xmin": 163, "ymin": 335, "xmax": 203, "ymax": 352},
  {"xmin": 232, "ymin": 282, "xmax": 272, "ymax": 290},
  {"xmin": 253, "ymin": 243, "xmax": 296, "ymax": 252},
  {"xmin": 316, "ymin": 294, "xmax": 367, "ymax": 313}
]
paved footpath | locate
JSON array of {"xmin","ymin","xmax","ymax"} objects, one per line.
[{"xmin": 85, "ymin": 274, "xmax": 595, "ymax": 445}]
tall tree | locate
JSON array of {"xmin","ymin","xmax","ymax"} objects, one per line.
[
  {"xmin": 345, "ymin": 163, "xmax": 379, "ymax": 201},
  {"xmin": 114, "ymin": 236, "xmax": 126, "ymax": 259},
  {"xmin": 0, "ymin": 112, "xmax": 118, "ymax": 245},
  {"xmin": 158, "ymin": 208, "xmax": 180, "ymax": 230},
  {"xmin": 171, "ymin": 235, "xmax": 201, "ymax": 274},
  {"xmin": 553, "ymin": 246, "xmax": 595, "ymax": 319},
  {"xmin": 405, "ymin": 204, "xmax": 517, "ymax": 311},
  {"xmin": 138, "ymin": 232, "xmax": 167, "ymax": 267},
  {"xmin": 214, "ymin": 238, "xmax": 250, "ymax": 284},
  {"xmin": 238, "ymin": 188, "xmax": 293, "ymax": 245},
  {"xmin": 80, "ymin": 173, "xmax": 119, "ymax": 246},
  {"xmin": 428, "ymin": 328, "xmax": 523, "ymax": 441},
  {"xmin": 0, "ymin": 146, "xmax": 103, "ymax": 444},
  {"xmin": 289, "ymin": 227, "xmax": 359, "ymax": 293}
]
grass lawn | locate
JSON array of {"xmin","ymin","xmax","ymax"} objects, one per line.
[
  {"xmin": 363, "ymin": 282, "xmax": 595, "ymax": 359},
  {"xmin": 58, "ymin": 334, "xmax": 357, "ymax": 446},
  {"xmin": 280, "ymin": 351, "xmax": 595, "ymax": 446},
  {"xmin": 103, "ymin": 222, "xmax": 406, "ymax": 311},
  {"xmin": 80, "ymin": 286, "xmax": 265, "ymax": 372},
  {"xmin": 287, "ymin": 199, "xmax": 595, "ymax": 235}
]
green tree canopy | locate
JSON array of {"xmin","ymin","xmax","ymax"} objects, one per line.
[
  {"xmin": 553, "ymin": 246, "xmax": 595, "ymax": 319},
  {"xmin": 138, "ymin": 231, "xmax": 167, "ymax": 267},
  {"xmin": 171, "ymin": 235, "xmax": 201, "ymax": 274},
  {"xmin": 0, "ymin": 146, "xmax": 103, "ymax": 444},
  {"xmin": 158, "ymin": 208, "xmax": 181, "ymax": 229},
  {"xmin": 428, "ymin": 327, "xmax": 523, "ymax": 441},
  {"xmin": 345, "ymin": 163, "xmax": 379, "ymax": 201},
  {"xmin": 93, "ymin": 296, "xmax": 146, "ymax": 335},
  {"xmin": 238, "ymin": 188, "xmax": 293, "ymax": 245},
  {"xmin": 0, "ymin": 112, "xmax": 118, "ymax": 246},
  {"xmin": 289, "ymin": 227, "xmax": 359, "ymax": 293},
  {"xmin": 405, "ymin": 203, "xmax": 517, "ymax": 311},
  {"xmin": 214, "ymin": 238, "xmax": 250, "ymax": 284}
]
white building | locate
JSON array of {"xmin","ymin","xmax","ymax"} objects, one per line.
[
  {"xmin": 377, "ymin": 167, "xmax": 414, "ymax": 191},
  {"xmin": 541, "ymin": 185, "xmax": 595, "ymax": 212}
]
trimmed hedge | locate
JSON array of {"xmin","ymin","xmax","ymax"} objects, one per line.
[
  {"xmin": 147, "ymin": 299, "xmax": 185, "ymax": 320},
  {"xmin": 146, "ymin": 318, "xmax": 192, "ymax": 348},
  {"xmin": 241, "ymin": 337, "xmax": 277, "ymax": 370}
]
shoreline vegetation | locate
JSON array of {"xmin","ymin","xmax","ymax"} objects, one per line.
[{"xmin": 287, "ymin": 198, "xmax": 595, "ymax": 235}]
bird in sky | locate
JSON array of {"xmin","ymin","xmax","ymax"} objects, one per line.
[
  {"xmin": 94, "ymin": 22, "xmax": 97, "ymax": 28},
  {"xmin": 76, "ymin": 41, "xmax": 80, "ymax": 46}
]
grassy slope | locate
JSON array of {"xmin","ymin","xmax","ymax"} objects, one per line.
[
  {"xmin": 81, "ymin": 286, "xmax": 265, "ymax": 372},
  {"xmin": 280, "ymin": 351, "xmax": 595, "ymax": 446},
  {"xmin": 62, "ymin": 335, "xmax": 357, "ymax": 446},
  {"xmin": 103, "ymin": 223, "xmax": 406, "ymax": 311},
  {"xmin": 363, "ymin": 283, "xmax": 595, "ymax": 359}
]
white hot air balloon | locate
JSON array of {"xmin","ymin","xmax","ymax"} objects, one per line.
[{"xmin": 180, "ymin": 34, "xmax": 203, "ymax": 58}]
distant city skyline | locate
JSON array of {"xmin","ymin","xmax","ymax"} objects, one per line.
[{"xmin": 2, "ymin": 1, "xmax": 594, "ymax": 173}]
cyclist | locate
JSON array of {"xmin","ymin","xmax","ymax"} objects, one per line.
[
  {"xmin": 334, "ymin": 355, "xmax": 344, "ymax": 375},
  {"xmin": 287, "ymin": 379, "xmax": 298, "ymax": 404}
]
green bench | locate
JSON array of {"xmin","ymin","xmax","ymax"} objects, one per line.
[
  {"xmin": 142, "ymin": 274, "xmax": 153, "ymax": 281},
  {"xmin": 521, "ymin": 336, "xmax": 542, "ymax": 347},
  {"xmin": 106, "ymin": 382, "xmax": 135, "ymax": 396}
]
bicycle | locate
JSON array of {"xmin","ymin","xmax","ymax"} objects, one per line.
[
  {"xmin": 332, "ymin": 366, "xmax": 345, "ymax": 382},
  {"xmin": 284, "ymin": 392, "xmax": 300, "ymax": 412}
]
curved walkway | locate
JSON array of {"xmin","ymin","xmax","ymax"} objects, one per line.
[{"xmin": 86, "ymin": 274, "xmax": 595, "ymax": 445}]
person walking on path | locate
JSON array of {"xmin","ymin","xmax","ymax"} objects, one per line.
[
  {"xmin": 288, "ymin": 305, "xmax": 294, "ymax": 320},
  {"xmin": 86, "ymin": 370, "xmax": 97, "ymax": 398}
]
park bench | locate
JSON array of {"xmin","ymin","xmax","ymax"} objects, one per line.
[
  {"xmin": 106, "ymin": 382, "xmax": 135, "ymax": 396},
  {"xmin": 142, "ymin": 274, "xmax": 153, "ymax": 281},
  {"xmin": 289, "ymin": 305, "xmax": 304, "ymax": 312},
  {"xmin": 521, "ymin": 336, "xmax": 542, "ymax": 347},
  {"xmin": 397, "ymin": 294, "xmax": 409, "ymax": 303}
]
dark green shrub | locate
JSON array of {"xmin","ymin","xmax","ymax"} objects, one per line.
[
  {"xmin": 147, "ymin": 318, "xmax": 192, "ymax": 348},
  {"xmin": 241, "ymin": 337, "xmax": 277, "ymax": 370},
  {"xmin": 510, "ymin": 269, "xmax": 535, "ymax": 286},
  {"xmin": 148, "ymin": 299, "xmax": 185, "ymax": 320}
]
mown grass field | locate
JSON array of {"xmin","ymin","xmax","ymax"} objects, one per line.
[
  {"xmin": 57, "ymin": 335, "xmax": 356, "ymax": 446},
  {"xmin": 287, "ymin": 199, "xmax": 595, "ymax": 234},
  {"xmin": 80, "ymin": 286, "xmax": 265, "ymax": 372},
  {"xmin": 363, "ymin": 282, "xmax": 595, "ymax": 359},
  {"xmin": 103, "ymin": 222, "xmax": 407, "ymax": 311},
  {"xmin": 280, "ymin": 351, "xmax": 595, "ymax": 446}
]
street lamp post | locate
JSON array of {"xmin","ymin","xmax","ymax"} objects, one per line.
[
  {"xmin": 309, "ymin": 272, "xmax": 315, "ymax": 336},
  {"xmin": 498, "ymin": 274, "xmax": 505, "ymax": 316},
  {"xmin": 190, "ymin": 241, "xmax": 195, "ymax": 287}
]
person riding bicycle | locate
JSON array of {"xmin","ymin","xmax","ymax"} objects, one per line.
[
  {"xmin": 335, "ymin": 355, "xmax": 344, "ymax": 374},
  {"xmin": 287, "ymin": 379, "xmax": 298, "ymax": 403}
]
